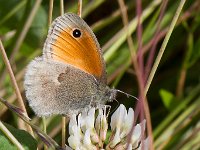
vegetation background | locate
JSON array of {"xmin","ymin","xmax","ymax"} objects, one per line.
[{"xmin": 0, "ymin": 0, "xmax": 200, "ymax": 149}]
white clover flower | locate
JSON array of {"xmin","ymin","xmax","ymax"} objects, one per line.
[
  {"xmin": 68, "ymin": 104, "xmax": 149, "ymax": 150},
  {"xmin": 95, "ymin": 107, "xmax": 108, "ymax": 142},
  {"xmin": 68, "ymin": 114, "xmax": 83, "ymax": 149}
]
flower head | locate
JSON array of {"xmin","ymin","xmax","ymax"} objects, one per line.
[{"xmin": 68, "ymin": 104, "xmax": 149, "ymax": 150}]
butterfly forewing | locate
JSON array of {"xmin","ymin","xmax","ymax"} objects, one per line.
[{"xmin": 43, "ymin": 13, "xmax": 106, "ymax": 82}]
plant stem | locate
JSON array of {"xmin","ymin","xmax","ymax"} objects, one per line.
[
  {"xmin": 60, "ymin": 0, "xmax": 64, "ymax": 16},
  {"xmin": 48, "ymin": 0, "xmax": 54, "ymax": 26},
  {"xmin": 136, "ymin": 0, "xmax": 144, "ymax": 80},
  {"xmin": 144, "ymin": 0, "xmax": 169, "ymax": 82},
  {"xmin": 62, "ymin": 117, "xmax": 66, "ymax": 148},
  {"xmin": 0, "ymin": 40, "xmax": 33, "ymax": 136},
  {"xmin": 78, "ymin": 0, "xmax": 82, "ymax": 17},
  {"xmin": 117, "ymin": 0, "xmax": 153, "ymax": 149},
  {"xmin": 0, "ymin": 0, "xmax": 42, "ymax": 89},
  {"xmin": 0, "ymin": 97, "xmax": 61, "ymax": 149},
  {"xmin": 59, "ymin": 1, "xmax": 66, "ymax": 148},
  {"xmin": 42, "ymin": 117, "xmax": 47, "ymax": 150},
  {"xmin": 10, "ymin": 0, "xmax": 42, "ymax": 65},
  {"xmin": 144, "ymin": 0, "xmax": 187, "ymax": 96},
  {"xmin": 104, "ymin": 0, "xmax": 162, "ymax": 62},
  {"xmin": 176, "ymin": 32, "xmax": 193, "ymax": 98}
]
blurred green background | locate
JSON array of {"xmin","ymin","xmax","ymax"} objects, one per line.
[{"xmin": 0, "ymin": 0, "xmax": 200, "ymax": 149}]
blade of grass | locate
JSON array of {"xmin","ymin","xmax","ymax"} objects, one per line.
[
  {"xmin": 0, "ymin": 49, "xmax": 41, "ymax": 117},
  {"xmin": 0, "ymin": 39, "xmax": 33, "ymax": 135},
  {"xmin": 181, "ymin": 126, "xmax": 200, "ymax": 149},
  {"xmin": 104, "ymin": 0, "xmax": 162, "ymax": 62},
  {"xmin": 144, "ymin": 0, "xmax": 169, "ymax": 82},
  {"xmin": 144, "ymin": 0, "xmax": 187, "ymax": 96},
  {"xmin": 82, "ymin": 0, "xmax": 106, "ymax": 18},
  {"xmin": 0, "ymin": 0, "xmax": 42, "ymax": 90},
  {"xmin": 175, "ymin": 122, "xmax": 200, "ymax": 149},
  {"xmin": 154, "ymin": 84, "xmax": 200, "ymax": 138},
  {"xmin": 107, "ymin": 2, "xmax": 195, "ymax": 87},
  {"xmin": 38, "ymin": 123, "xmax": 62, "ymax": 149},
  {"xmin": 0, "ymin": 97, "xmax": 67, "ymax": 150},
  {"xmin": 9, "ymin": 0, "xmax": 42, "ymax": 65},
  {"xmin": 136, "ymin": 0, "xmax": 144, "ymax": 79},
  {"xmin": 91, "ymin": 5, "xmax": 125, "ymax": 32},
  {"xmin": 0, "ymin": 0, "xmax": 27, "ymax": 26},
  {"xmin": 176, "ymin": 32, "xmax": 193, "ymax": 98},
  {"xmin": 0, "ymin": 121, "xmax": 25, "ymax": 150},
  {"xmin": 155, "ymin": 97, "xmax": 200, "ymax": 149},
  {"xmin": 142, "ymin": 0, "xmax": 198, "ymax": 56},
  {"xmin": 117, "ymin": 0, "xmax": 153, "ymax": 149}
]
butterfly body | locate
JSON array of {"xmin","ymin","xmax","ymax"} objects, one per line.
[{"xmin": 24, "ymin": 13, "xmax": 116, "ymax": 117}]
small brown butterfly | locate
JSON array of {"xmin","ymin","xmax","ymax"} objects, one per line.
[{"xmin": 24, "ymin": 13, "xmax": 117, "ymax": 117}]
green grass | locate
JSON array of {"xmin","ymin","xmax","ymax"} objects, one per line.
[{"xmin": 0, "ymin": 0, "xmax": 200, "ymax": 149}]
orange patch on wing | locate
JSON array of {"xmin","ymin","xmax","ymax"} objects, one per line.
[{"xmin": 51, "ymin": 28, "xmax": 103, "ymax": 78}]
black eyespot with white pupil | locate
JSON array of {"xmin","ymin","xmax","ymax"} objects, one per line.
[{"xmin": 72, "ymin": 29, "xmax": 82, "ymax": 38}]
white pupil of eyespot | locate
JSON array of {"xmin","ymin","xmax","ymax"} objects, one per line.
[{"xmin": 73, "ymin": 29, "xmax": 81, "ymax": 38}]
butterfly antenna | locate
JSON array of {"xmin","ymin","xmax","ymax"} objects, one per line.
[
  {"xmin": 113, "ymin": 98, "xmax": 119, "ymax": 106},
  {"xmin": 115, "ymin": 89, "xmax": 139, "ymax": 101},
  {"xmin": 107, "ymin": 98, "xmax": 120, "ymax": 116}
]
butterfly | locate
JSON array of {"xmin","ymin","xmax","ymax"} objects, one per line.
[{"xmin": 24, "ymin": 13, "xmax": 117, "ymax": 117}]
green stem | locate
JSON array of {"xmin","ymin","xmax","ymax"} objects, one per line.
[
  {"xmin": 144, "ymin": 0, "xmax": 187, "ymax": 96},
  {"xmin": 42, "ymin": 117, "xmax": 47, "ymax": 150}
]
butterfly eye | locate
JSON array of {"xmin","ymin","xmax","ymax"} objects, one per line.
[{"xmin": 72, "ymin": 29, "xmax": 82, "ymax": 38}]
